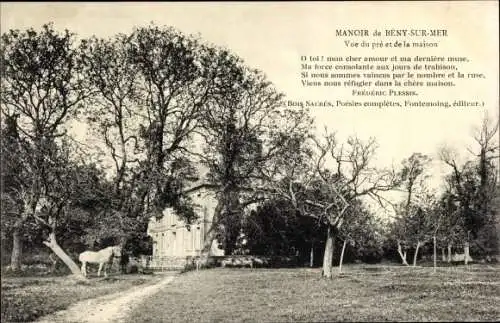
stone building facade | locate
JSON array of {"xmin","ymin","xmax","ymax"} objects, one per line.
[{"xmin": 146, "ymin": 191, "xmax": 224, "ymax": 269}]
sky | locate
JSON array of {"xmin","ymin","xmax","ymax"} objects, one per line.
[{"xmin": 1, "ymin": 1, "xmax": 499, "ymax": 204}]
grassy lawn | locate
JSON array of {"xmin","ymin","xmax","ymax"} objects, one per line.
[
  {"xmin": 129, "ymin": 265, "xmax": 500, "ymax": 322},
  {"xmin": 1, "ymin": 273, "xmax": 164, "ymax": 322}
]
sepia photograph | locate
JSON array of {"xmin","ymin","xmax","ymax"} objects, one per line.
[{"xmin": 1, "ymin": 1, "xmax": 499, "ymax": 322}]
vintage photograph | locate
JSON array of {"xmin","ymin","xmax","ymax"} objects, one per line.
[{"xmin": 1, "ymin": 2, "xmax": 499, "ymax": 322}]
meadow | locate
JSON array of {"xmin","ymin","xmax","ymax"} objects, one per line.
[
  {"xmin": 128, "ymin": 264, "xmax": 500, "ymax": 322},
  {"xmin": 0, "ymin": 273, "xmax": 163, "ymax": 322},
  {"xmin": 2, "ymin": 264, "xmax": 499, "ymax": 322}
]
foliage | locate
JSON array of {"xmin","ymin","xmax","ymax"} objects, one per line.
[
  {"xmin": 2, "ymin": 22, "xmax": 497, "ymax": 277},
  {"xmin": 439, "ymin": 116, "xmax": 499, "ymax": 255},
  {"xmin": 81, "ymin": 24, "xmax": 204, "ymax": 226},
  {"xmin": 191, "ymin": 46, "xmax": 312, "ymax": 255},
  {"xmin": 0, "ymin": 23, "xmax": 96, "ymax": 275},
  {"xmin": 337, "ymin": 201, "xmax": 384, "ymax": 263},
  {"xmin": 0, "ymin": 23, "xmax": 89, "ymax": 131},
  {"xmin": 241, "ymin": 198, "xmax": 326, "ymax": 258}
]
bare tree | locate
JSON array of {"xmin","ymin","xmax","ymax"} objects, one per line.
[
  {"xmin": 266, "ymin": 131, "xmax": 399, "ymax": 278},
  {"xmin": 394, "ymin": 153, "xmax": 432, "ymax": 266},
  {"xmin": 311, "ymin": 133, "xmax": 399, "ymax": 277}
]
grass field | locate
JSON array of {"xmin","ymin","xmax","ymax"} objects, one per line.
[
  {"xmin": 0, "ymin": 273, "xmax": 163, "ymax": 322},
  {"xmin": 128, "ymin": 265, "xmax": 500, "ymax": 322}
]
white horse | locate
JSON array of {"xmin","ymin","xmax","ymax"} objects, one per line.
[{"xmin": 79, "ymin": 245, "xmax": 122, "ymax": 278}]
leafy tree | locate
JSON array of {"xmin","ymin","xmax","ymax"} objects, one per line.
[
  {"xmin": 65, "ymin": 23, "xmax": 312, "ymax": 266},
  {"xmin": 1, "ymin": 113, "xmax": 29, "ymax": 270},
  {"xmin": 126, "ymin": 24, "xmax": 207, "ymax": 220},
  {"xmin": 1, "ymin": 24, "xmax": 90, "ymax": 277},
  {"xmin": 241, "ymin": 198, "xmax": 326, "ymax": 262},
  {"xmin": 471, "ymin": 116, "xmax": 499, "ymax": 256},
  {"xmin": 191, "ymin": 48, "xmax": 312, "ymax": 257},
  {"xmin": 439, "ymin": 115, "xmax": 499, "ymax": 259},
  {"xmin": 494, "ymin": 182, "xmax": 500, "ymax": 260},
  {"xmin": 80, "ymin": 24, "xmax": 208, "ymax": 253}
]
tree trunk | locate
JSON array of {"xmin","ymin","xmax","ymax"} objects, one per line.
[
  {"xmin": 199, "ymin": 226, "xmax": 217, "ymax": 267},
  {"xmin": 433, "ymin": 236, "xmax": 437, "ymax": 273},
  {"xmin": 413, "ymin": 241, "xmax": 421, "ymax": 266},
  {"xmin": 49, "ymin": 253, "xmax": 58, "ymax": 274},
  {"xmin": 198, "ymin": 200, "xmax": 223, "ymax": 267},
  {"xmin": 338, "ymin": 240, "xmax": 347, "ymax": 274},
  {"xmin": 322, "ymin": 225, "xmax": 335, "ymax": 278},
  {"xmin": 10, "ymin": 227, "xmax": 23, "ymax": 272},
  {"xmin": 310, "ymin": 242, "xmax": 314, "ymax": 267},
  {"xmin": 43, "ymin": 232, "xmax": 85, "ymax": 280},
  {"xmin": 464, "ymin": 241, "xmax": 470, "ymax": 265},
  {"xmin": 447, "ymin": 244, "xmax": 452, "ymax": 263},
  {"xmin": 397, "ymin": 241, "xmax": 409, "ymax": 266},
  {"xmin": 496, "ymin": 207, "xmax": 500, "ymax": 262},
  {"xmin": 217, "ymin": 187, "xmax": 241, "ymax": 256}
]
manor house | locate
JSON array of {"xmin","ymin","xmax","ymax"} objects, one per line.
[{"xmin": 147, "ymin": 191, "xmax": 224, "ymax": 269}]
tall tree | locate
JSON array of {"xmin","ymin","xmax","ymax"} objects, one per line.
[
  {"xmin": 81, "ymin": 24, "xmax": 208, "ymax": 250},
  {"xmin": 1, "ymin": 24, "xmax": 90, "ymax": 276},
  {"xmin": 127, "ymin": 24, "xmax": 207, "ymax": 220},
  {"xmin": 471, "ymin": 115, "xmax": 499, "ymax": 256},
  {"xmin": 193, "ymin": 48, "xmax": 312, "ymax": 257},
  {"xmin": 439, "ymin": 115, "xmax": 499, "ymax": 258},
  {"xmin": 1, "ymin": 113, "xmax": 26, "ymax": 271}
]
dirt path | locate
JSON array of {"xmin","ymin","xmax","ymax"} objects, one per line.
[{"xmin": 36, "ymin": 274, "xmax": 177, "ymax": 323}]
